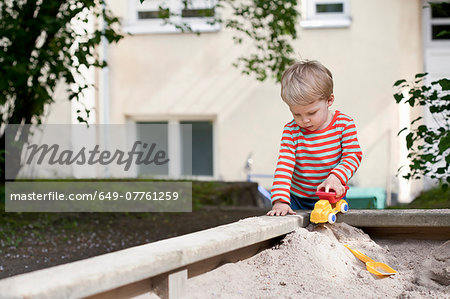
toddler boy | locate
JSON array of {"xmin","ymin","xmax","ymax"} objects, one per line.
[{"xmin": 267, "ymin": 60, "xmax": 363, "ymax": 216}]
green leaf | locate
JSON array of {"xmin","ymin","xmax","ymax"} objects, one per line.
[
  {"xmin": 394, "ymin": 93, "xmax": 404, "ymax": 103},
  {"xmin": 424, "ymin": 137, "xmax": 434, "ymax": 144},
  {"xmin": 417, "ymin": 125, "xmax": 427, "ymax": 132},
  {"xmin": 436, "ymin": 30, "xmax": 450, "ymax": 38},
  {"xmin": 438, "ymin": 78, "xmax": 450, "ymax": 91},
  {"xmin": 393, "ymin": 79, "xmax": 406, "ymax": 87},
  {"xmin": 438, "ymin": 132, "xmax": 450, "ymax": 153},
  {"xmin": 406, "ymin": 132, "xmax": 414, "ymax": 150},
  {"xmin": 436, "ymin": 167, "xmax": 446, "ymax": 174},
  {"xmin": 397, "ymin": 127, "xmax": 408, "ymax": 136},
  {"xmin": 411, "ymin": 116, "xmax": 422, "ymax": 125},
  {"xmin": 415, "ymin": 73, "xmax": 428, "ymax": 79},
  {"xmin": 423, "ymin": 154, "xmax": 435, "ymax": 162}
]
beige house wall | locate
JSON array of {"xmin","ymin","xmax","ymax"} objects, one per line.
[{"xmin": 100, "ymin": 0, "xmax": 423, "ymax": 201}]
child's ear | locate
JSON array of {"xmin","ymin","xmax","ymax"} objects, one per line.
[{"xmin": 327, "ymin": 94, "xmax": 335, "ymax": 107}]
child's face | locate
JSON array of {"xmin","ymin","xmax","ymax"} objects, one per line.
[{"xmin": 289, "ymin": 95, "xmax": 334, "ymax": 132}]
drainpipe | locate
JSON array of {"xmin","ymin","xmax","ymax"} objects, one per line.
[{"xmin": 102, "ymin": 0, "xmax": 110, "ymax": 178}]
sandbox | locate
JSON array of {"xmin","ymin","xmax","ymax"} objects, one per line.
[
  {"xmin": 187, "ymin": 223, "xmax": 449, "ymax": 298},
  {"xmin": 0, "ymin": 210, "xmax": 449, "ymax": 298}
]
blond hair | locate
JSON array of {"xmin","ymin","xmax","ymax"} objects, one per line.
[{"xmin": 280, "ymin": 60, "xmax": 333, "ymax": 105}]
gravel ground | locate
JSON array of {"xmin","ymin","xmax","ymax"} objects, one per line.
[{"xmin": 0, "ymin": 208, "xmax": 268, "ymax": 279}]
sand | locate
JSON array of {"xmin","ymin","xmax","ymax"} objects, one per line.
[{"xmin": 187, "ymin": 223, "xmax": 449, "ymax": 298}]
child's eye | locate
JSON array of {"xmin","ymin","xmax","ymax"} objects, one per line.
[{"xmin": 308, "ymin": 111, "xmax": 317, "ymax": 115}]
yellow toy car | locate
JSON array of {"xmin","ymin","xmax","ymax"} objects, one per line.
[{"xmin": 310, "ymin": 186, "xmax": 349, "ymax": 224}]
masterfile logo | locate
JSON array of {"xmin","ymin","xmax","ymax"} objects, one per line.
[
  {"xmin": 5, "ymin": 123, "xmax": 192, "ymax": 179},
  {"xmin": 25, "ymin": 141, "xmax": 170, "ymax": 171}
]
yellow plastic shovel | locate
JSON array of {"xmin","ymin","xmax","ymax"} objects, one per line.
[{"xmin": 344, "ymin": 244, "xmax": 398, "ymax": 277}]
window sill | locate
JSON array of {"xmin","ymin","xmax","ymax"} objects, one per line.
[
  {"xmin": 300, "ymin": 17, "xmax": 352, "ymax": 29},
  {"xmin": 123, "ymin": 20, "xmax": 221, "ymax": 35}
]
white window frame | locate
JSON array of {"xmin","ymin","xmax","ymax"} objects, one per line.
[
  {"xmin": 129, "ymin": 116, "xmax": 217, "ymax": 180},
  {"xmin": 300, "ymin": 0, "xmax": 352, "ymax": 29},
  {"xmin": 124, "ymin": 0, "xmax": 220, "ymax": 34}
]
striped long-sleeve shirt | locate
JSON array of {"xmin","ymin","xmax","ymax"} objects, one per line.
[{"xmin": 271, "ymin": 110, "xmax": 363, "ymax": 204}]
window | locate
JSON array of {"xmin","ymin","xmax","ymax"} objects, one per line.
[
  {"xmin": 429, "ymin": 2, "xmax": 450, "ymax": 42},
  {"xmin": 181, "ymin": 121, "xmax": 213, "ymax": 176},
  {"xmin": 300, "ymin": 0, "xmax": 351, "ymax": 28},
  {"xmin": 125, "ymin": 0, "xmax": 220, "ymax": 34},
  {"xmin": 136, "ymin": 122, "xmax": 169, "ymax": 176},
  {"xmin": 136, "ymin": 120, "xmax": 214, "ymax": 178}
]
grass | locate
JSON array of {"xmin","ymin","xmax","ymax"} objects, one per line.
[{"xmin": 389, "ymin": 185, "xmax": 450, "ymax": 209}]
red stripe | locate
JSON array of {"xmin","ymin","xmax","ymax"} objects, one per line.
[
  {"xmin": 281, "ymin": 135, "xmax": 294, "ymax": 141},
  {"xmin": 291, "ymin": 184, "xmax": 316, "ymax": 194},
  {"xmin": 280, "ymin": 148, "xmax": 295, "ymax": 154},
  {"xmin": 296, "ymin": 144, "xmax": 341, "ymax": 155},
  {"xmin": 338, "ymin": 115, "xmax": 352, "ymax": 122},
  {"xmin": 346, "ymin": 155, "xmax": 361, "ymax": 166},
  {"xmin": 342, "ymin": 123, "xmax": 356, "ymax": 130},
  {"xmin": 342, "ymin": 138, "xmax": 359, "ymax": 145},
  {"xmin": 290, "ymin": 186, "xmax": 311, "ymax": 197},
  {"xmin": 294, "ymin": 152, "xmax": 341, "ymax": 161},
  {"xmin": 342, "ymin": 130, "xmax": 357, "ymax": 139},
  {"xmin": 277, "ymin": 160, "xmax": 295, "ymax": 168},
  {"xmin": 293, "ymin": 167, "xmax": 330, "ymax": 177},
  {"xmin": 276, "ymin": 166, "xmax": 294, "ymax": 172},
  {"xmin": 293, "ymin": 168, "xmax": 334, "ymax": 174},
  {"xmin": 278, "ymin": 153, "xmax": 296, "ymax": 160},
  {"xmin": 342, "ymin": 164, "xmax": 354, "ymax": 173},
  {"xmin": 280, "ymin": 141, "xmax": 295, "ymax": 150},
  {"xmin": 298, "ymin": 138, "xmax": 342, "ymax": 148},
  {"xmin": 344, "ymin": 156, "xmax": 360, "ymax": 168},
  {"xmin": 285, "ymin": 121, "xmax": 297, "ymax": 128},
  {"xmin": 271, "ymin": 188, "xmax": 291, "ymax": 193},
  {"xmin": 293, "ymin": 173, "xmax": 328, "ymax": 182},
  {"xmin": 344, "ymin": 152, "xmax": 362, "ymax": 161},
  {"xmin": 297, "ymin": 159, "xmax": 339, "ymax": 171},
  {"xmin": 343, "ymin": 145, "xmax": 362, "ymax": 151},
  {"xmin": 291, "ymin": 178, "xmax": 319, "ymax": 187},
  {"xmin": 274, "ymin": 174, "xmax": 292, "ymax": 180},
  {"xmin": 278, "ymin": 157, "xmax": 296, "ymax": 165},
  {"xmin": 301, "ymin": 131, "xmax": 341, "ymax": 141},
  {"xmin": 299, "ymin": 160, "xmax": 338, "ymax": 168},
  {"xmin": 273, "ymin": 181, "xmax": 290, "ymax": 186},
  {"xmin": 334, "ymin": 168, "xmax": 349, "ymax": 182},
  {"xmin": 343, "ymin": 161, "xmax": 357, "ymax": 172}
]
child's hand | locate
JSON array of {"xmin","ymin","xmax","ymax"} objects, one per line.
[
  {"xmin": 317, "ymin": 174, "xmax": 345, "ymax": 197},
  {"xmin": 266, "ymin": 200, "xmax": 296, "ymax": 216}
]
